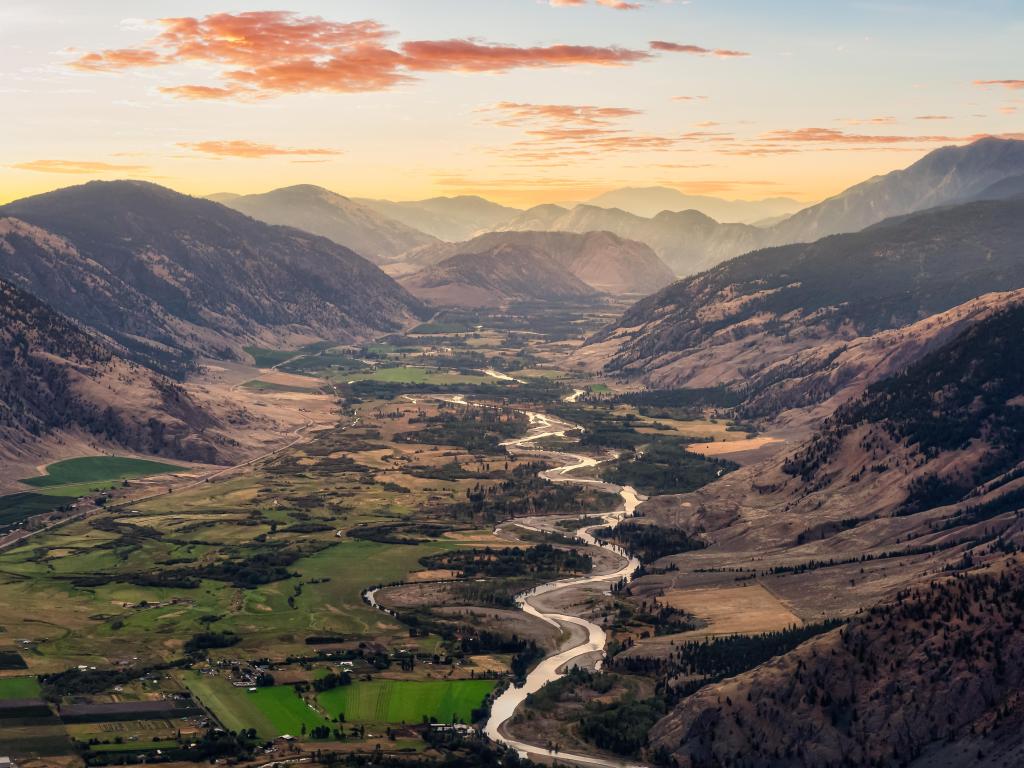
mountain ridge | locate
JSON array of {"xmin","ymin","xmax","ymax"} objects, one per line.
[{"xmin": 0, "ymin": 180, "xmax": 427, "ymax": 375}]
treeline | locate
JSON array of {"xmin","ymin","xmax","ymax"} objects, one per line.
[
  {"xmin": 421, "ymin": 543, "xmax": 592, "ymax": 578},
  {"xmin": 396, "ymin": 404, "xmax": 528, "ymax": 453},
  {"xmin": 610, "ymin": 619, "xmax": 845, "ymax": 702},
  {"xmin": 440, "ymin": 462, "xmax": 618, "ymax": 525},
  {"xmin": 600, "ymin": 440, "xmax": 735, "ymax": 496},
  {"xmin": 593, "ymin": 522, "xmax": 705, "ymax": 563}
]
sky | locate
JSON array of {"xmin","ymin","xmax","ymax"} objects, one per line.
[{"xmin": 1, "ymin": 0, "xmax": 1021, "ymax": 207}]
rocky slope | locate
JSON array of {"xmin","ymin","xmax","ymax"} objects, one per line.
[
  {"xmin": 215, "ymin": 185, "xmax": 437, "ymax": 263},
  {"xmin": 769, "ymin": 136, "xmax": 1024, "ymax": 245},
  {"xmin": 399, "ymin": 243, "xmax": 601, "ymax": 307},
  {"xmin": 0, "ymin": 278, "xmax": 229, "ymax": 465},
  {"xmin": 355, "ymin": 195, "xmax": 521, "ymax": 242},
  {"xmin": 579, "ymin": 195, "xmax": 1024, "ymax": 388},
  {"xmin": 397, "ymin": 230, "xmax": 675, "ymax": 296},
  {"xmin": 0, "ymin": 181, "xmax": 426, "ymax": 375},
  {"xmin": 629, "ymin": 295, "xmax": 1024, "ymax": 624},
  {"xmin": 649, "ymin": 559, "xmax": 1024, "ymax": 768}
]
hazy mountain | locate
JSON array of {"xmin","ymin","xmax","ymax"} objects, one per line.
[
  {"xmin": 651, "ymin": 561, "xmax": 1024, "ymax": 768},
  {"xmin": 205, "ymin": 192, "xmax": 241, "ymax": 204},
  {"xmin": 0, "ymin": 277, "xmax": 226, "ymax": 465},
  {"xmin": 498, "ymin": 204, "xmax": 763, "ymax": 275},
  {"xmin": 969, "ymin": 173, "xmax": 1024, "ymax": 202},
  {"xmin": 586, "ymin": 186, "xmax": 803, "ymax": 223},
  {"xmin": 397, "ymin": 230, "xmax": 675, "ymax": 296},
  {"xmin": 580, "ymin": 195, "xmax": 1024, "ymax": 388},
  {"xmin": 498, "ymin": 139, "xmax": 1024, "ymax": 277},
  {"xmin": 400, "ymin": 243, "xmax": 600, "ymax": 307},
  {"xmin": 769, "ymin": 136, "xmax": 1024, "ymax": 244},
  {"xmin": 355, "ymin": 195, "xmax": 521, "ymax": 242},
  {"xmin": 215, "ymin": 185, "xmax": 437, "ymax": 263},
  {"xmin": 0, "ymin": 181, "xmax": 426, "ymax": 375}
]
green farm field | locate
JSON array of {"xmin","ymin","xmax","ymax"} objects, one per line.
[
  {"xmin": 182, "ymin": 673, "xmax": 331, "ymax": 739},
  {"xmin": 21, "ymin": 456, "xmax": 185, "ymax": 489},
  {"xmin": 0, "ymin": 676, "xmax": 41, "ymax": 699},
  {"xmin": 0, "ymin": 492, "xmax": 76, "ymax": 529},
  {"xmin": 318, "ymin": 679, "xmax": 496, "ymax": 725}
]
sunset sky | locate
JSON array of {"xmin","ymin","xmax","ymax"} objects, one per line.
[{"xmin": 2, "ymin": 0, "xmax": 1021, "ymax": 207}]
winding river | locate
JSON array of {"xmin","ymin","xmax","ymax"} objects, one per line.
[
  {"xmin": 367, "ymin": 396, "xmax": 646, "ymax": 766},
  {"xmin": 481, "ymin": 406, "xmax": 646, "ymax": 768}
]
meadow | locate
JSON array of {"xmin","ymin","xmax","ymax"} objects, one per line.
[
  {"xmin": 0, "ymin": 675, "xmax": 41, "ymax": 699},
  {"xmin": 182, "ymin": 673, "xmax": 331, "ymax": 739},
  {"xmin": 318, "ymin": 679, "xmax": 496, "ymax": 725}
]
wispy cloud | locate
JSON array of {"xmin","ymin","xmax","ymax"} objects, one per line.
[
  {"xmin": 481, "ymin": 100, "xmax": 734, "ymax": 165},
  {"xmin": 974, "ymin": 79, "xmax": 1024, "ymax": 90},
  {"xmin": 651, "ymin": 41, "xmax": 750, "ymax": 58},
  {"xmin": 10, "ymin": 159, "xmax": 148, "ymax": 174},
  {"xmin": 178, "ymin": 140, "xmax": 343, "ymax": 159},
  {"xmin": 549, "ymin": 0, "xmax": 643, "ymax": 9}
]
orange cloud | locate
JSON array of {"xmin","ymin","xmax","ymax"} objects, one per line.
[
  {"xmin": 651, "ymin": 41, "xmax": 750, "ymax": 58},
  {"xmin": 761, "ymin": 127, "xmax": 956, "ymax": 144},
  {"xmin": 11, "ymin": 159, "xmax": 148, "ymax": 174},
  {"xmin": 974, "ymin": 79, "xmax": 1024, "ymax": 90},
  {"xmin": 481, "ymin": 99, "xmax": 705, "ymax": 164},
  {"xmin": 401, "ymin": 39, "xmax": 648, "ymax": 72},
  {"xmin": 485, "ymin": 101, "xmax": 642, "ymax": 126},
  {"xmin": 69, "ymin": 48, "xmax": 166, "ymax": 70},
  {"xmin": 179, "ymin": 140, "xmax": 343, "ymax": 158},
  {"xmin": 673, "ymin": 95, "xmax": 709, "ymax": 101},
  {"xmin": 69, "ymin": 11, "xmax": 653, "ymax": 100}
]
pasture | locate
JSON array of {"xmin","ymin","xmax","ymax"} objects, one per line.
[
  {"xmin": 318, "ymin": 679, "xmax": 496, "ymax": 725},
  {"xmin": 0, "ymin": 675, "xmax": 41, "ymax": 699},
  {"xmin": 182, "ymin": 673, "xmax": 330, "ymax": 739}
]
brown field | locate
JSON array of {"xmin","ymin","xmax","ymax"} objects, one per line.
[
  {"xmin": 686, "ymin": 436, "xmax": 785, "ymax": 456},
  {"xmin": 659, "ymin": 582, "xmax": 802, "ymax": 640}
]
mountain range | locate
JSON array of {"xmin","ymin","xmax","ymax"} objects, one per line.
[
  {"xmin": 213, "ymin": 185, "xmax": 438, "ymax": 264},
  {"xmin": 584, "ymin": 187, "xmax": 803, "ymax": 223},
  {"xmin": 394, "ymin": 230, "xmax": 675, "ymax": 300},
  {"xmin": 0, "ymin": 277, "xmax": 227, "ymax": 466},
  {"xmin": 0, "ymin": 181, "xmax": 426, "ymax": 375},
  {"xmin": 400, "ymin": 243, "xmax": 600, "ymax": 308},
  {"xmin": 502, "ymin": 138, "xmax": 1024, "ymax": 276},
  {"xmin": 579, "ymin": 191, "xmax": 1024, "ymax": 388},
  {"xmin": 355, "ymin": 195, "xmax": 522, "ymax": 242}
]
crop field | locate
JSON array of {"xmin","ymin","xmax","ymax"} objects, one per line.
[
  {"xmin": 21, "ymin": 456, "xmax": 185, "ymax": 489},
  {"xmin": 182, "ymin": 673, "xmax": 331, "ymax": 739},
  {"xmin": 0, "ymin": 676, "xmax": 41, "ymax": 699},
  {"xmin": 318, "ymin": 679, "xmax": 496, "ymax": 725}
]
